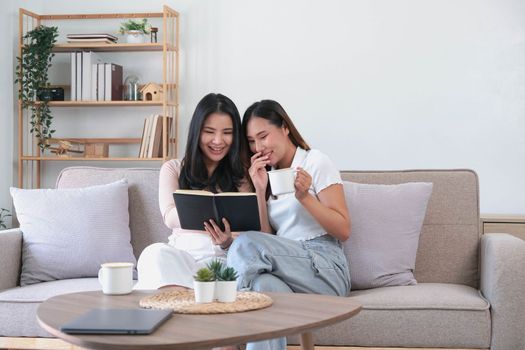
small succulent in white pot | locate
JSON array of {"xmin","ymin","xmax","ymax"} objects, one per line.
[
  {"xmin": 119, "ymin": 19, "xmax": 151, "ymax": 44},
  {"xmin": 216, "ymin": 266, "xmax": 239, "ymax": 303},
  {"xmin": 207, "ymin": 259, "xmax": 224, "ymax": 301},
  {"xmin": 193, "ymin": 267, "xmax": 215, "ymax": 303}
]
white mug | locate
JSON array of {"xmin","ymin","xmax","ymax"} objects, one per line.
[
  {"xmin": 268, "ymin": 168, "xmax": 297, "ymax": 196},
  {"xmin": 98, "ymin": 262, "xmax": 134, "ymax": 295}
]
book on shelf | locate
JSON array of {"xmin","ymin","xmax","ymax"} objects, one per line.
[
  {"xmin": 104, "ymin": 63, "xmax": 123, "ymax": 101},
  {"xmin": 67, "ymin": 33, "xmax": 118, "ymax": 41},
  {"xmin": 138, "ymin": 115, "xmax": 172, "ymax": 158},
  {"xmin": 76, "ymin": 52, "xmax": 82, "ymax": 100},
  {"xmin": 81, "ymin": 51, "xmax": 103, "ymax": 101},
  {"xmin": 67, "ymin": 38, "xmax": 116, "ymax": 44},
  {"xmin": 97, "ymin": 63, "xmax": 105, "ymax": 101},
  {"xmin": 173, "ymin": 190, "xmax": 261, "ymax": 232},
  {"xmin": 70, "ymin": 52, "xmax": 76, "ymax": 100},
  {"xmin": 91, "ymin": 64, "xmax": 98, "ymax": 100}
]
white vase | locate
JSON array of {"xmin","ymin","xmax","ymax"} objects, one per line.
[
  {"xmin": 216, "ymin": 280, "xmax": 237, "ymax": 303},
  {"xmin": 125, "ymin": 30, "xmax": 145, "ymax": 44},
  {"xmin": 193, "ymin": 281, "xmax": 215, "ymax": 303}
]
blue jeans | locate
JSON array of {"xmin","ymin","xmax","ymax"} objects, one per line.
[{"xmin": 227, "ymin": 232, "xmax": 351, "ymax": 350}]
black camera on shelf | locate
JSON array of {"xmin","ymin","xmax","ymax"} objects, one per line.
[{"xmin": 37, "ymin": 87, "xmax": 64, "ymax": 101}]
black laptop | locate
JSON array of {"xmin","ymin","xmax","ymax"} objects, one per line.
[{"xmin": 60, "ymin": 308, "xmax": 172, "ymax": 335}]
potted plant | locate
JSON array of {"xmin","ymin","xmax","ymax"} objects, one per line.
[
  {"xmin": 119, "ymin": 18, "xmax": 151, "ymax": 44},
  {"xmin": 207, "ymin": 259, "xmax": 223, "ymax": 278},
  {"xmin": 0, "ymin": 208, "xmax": 11, "ymax": 230},
  {"xmin": 15, "ymin": 25, "xmax": 58, "ymax": 150},
  {"xmin": 207, "ymin": 259, "xmax": 225, "ymax": 301},
  {"xmin": 216, "ymin": 266, "xmax": 239, "ymax": 303},
  {"xmin": 193, "ymin": 267, "xmax": 215, "ymax": 303}
]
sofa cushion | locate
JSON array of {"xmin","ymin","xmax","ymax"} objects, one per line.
[
  {"xmin": 340, "ymin": 170, "xmax": 480, "ymax": 289},
  {"xmin": 0, "ymin": 278, "xmax": 101, "ymax": 337},
  {"xmin": 10, "ymin": 180, "xmax": 136, "ymax": 286},
  {"xmin": 288, "ymin": 283, "xmax": 491, "ymax": 348},
  {"xmin": 56, "ymin": 167, "xmax": 172, "ymax": 258},
  {"xmin": 343, "ymin": 181, "xmax": 433, "ymax": 290}
]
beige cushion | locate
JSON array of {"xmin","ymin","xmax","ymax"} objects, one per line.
[{"xmin": 343, "ymin": 181, "xmax": 433, "ymax": 290}]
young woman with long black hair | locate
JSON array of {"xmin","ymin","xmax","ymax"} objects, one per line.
[{"xmin": 134, "ymin": 93, "xmax": 250, "ymax": 290}]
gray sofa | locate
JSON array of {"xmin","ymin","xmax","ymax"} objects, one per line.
[{"xmin": 1, "ymin": 167, "xmax": 524, "ymax": 350}]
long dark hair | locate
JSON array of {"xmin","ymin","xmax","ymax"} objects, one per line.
[
  {"xmin": 179, "ymin": 93, "xmax": 246, "ymax": 192},
  {"xmin": 241, "ymin": 99, "xmax": 310, "ymax": 157}
]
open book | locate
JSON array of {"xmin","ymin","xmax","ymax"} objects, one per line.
[{"xmin": 173, "ymin": 190, "xmax": 261, "ymax": 232}]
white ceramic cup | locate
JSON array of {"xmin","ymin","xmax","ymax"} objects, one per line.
[
  {"xmin": 268, "ymin": 168, "xmax": 297, "ymax": 196},
  {"xmin": 98, "ymin": 262, "xmax": 134, "ymax": 295}
]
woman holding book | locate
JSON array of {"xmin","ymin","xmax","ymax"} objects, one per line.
[
  {"xmin": 134, "ymin": 93, "xmax": 250, "ymax": 291},
  {"xmin": 205, "ymin": 99, "xmax": 351, "ymax": 350}
]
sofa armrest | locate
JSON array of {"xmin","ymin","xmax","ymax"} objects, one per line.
[
  {"xmin": 0, "ymin": 228, "xmax": 22, "ymax": 291},
  {"xmin": 480, "ymin": 233, "xmax": 525, "ymax": 350}
]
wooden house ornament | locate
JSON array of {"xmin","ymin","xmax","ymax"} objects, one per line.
[{"xmin": 140, "ymin": 83, "xmax": 163, "ymax": 101}]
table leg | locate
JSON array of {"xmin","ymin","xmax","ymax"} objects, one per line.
[{"xmin": 299, "ymin": 332, "xmax": 314, "ymax": 350}]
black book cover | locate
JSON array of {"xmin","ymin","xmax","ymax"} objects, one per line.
[{"xmin": 173, "ymin": 191, "xmax": 260, "ymax": 232}]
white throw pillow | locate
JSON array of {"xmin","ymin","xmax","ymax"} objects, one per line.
[
  {"xmin": 342, "ymin": 181, "xmax": 433, "ymax": 290},
  {"xmin": 10, "ymin": 179, "xmax": 136, "ymax": 286}
]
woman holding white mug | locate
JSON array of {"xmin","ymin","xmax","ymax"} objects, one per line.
[{"xmin": 206, "ymin": 99, "xmax": 351, "ymax": 350}]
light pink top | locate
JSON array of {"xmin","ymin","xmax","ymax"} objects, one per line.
[{"xmin": 159, "ymin": 159, "xmax": 252, "ymax": 235}]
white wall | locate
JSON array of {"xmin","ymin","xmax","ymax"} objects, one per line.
[
  {"xmin": 0, "ymin": 0, "xmax": 16, "ymax": 227},
  {"xmin": 3, "ymin": 0, "xmax": 525, "ymax": 214}
]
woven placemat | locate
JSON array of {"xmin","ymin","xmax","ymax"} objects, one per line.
[{"xmin": 139, "ymin": 290, "xmax": 273, "ymax": 314}]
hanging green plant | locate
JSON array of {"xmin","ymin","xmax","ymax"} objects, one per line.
[
  {"xmin": 15, "ymin": 25, "xmax": 59, "ymax": 150},
  {"xmin": 0, "ymin": 208, "xmax": 11, "ymax": 230}
]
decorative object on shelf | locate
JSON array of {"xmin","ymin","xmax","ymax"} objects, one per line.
[
  {"xmin": 193, "ymin": 267, "xmax": 215, "ymax": 303},
  {"xmin": 15, "ymin": 25, "xmax": 59, "ymax": 150},
  {"xmin": 150, "ymin": 27, "xmax": 158, "ymax": 43},
  {"xmin": 140, "ymin": 82, "xmax": 163, "ymax": 101},
  {"xmin": 37, "ymin": 87, "xmax": 64, "ymax": 101},
  {"xmin": 0, "ymin": 208, "xmax": 12, "ymax": 230},
  {"xmin": 119, "ymin": 18, "xmax": 151, "ymax": 44},
  {"xmin": 123, "ymin": 75, "xmax": 141, "ymax": 101},
  {"xmin": 46, "ymin": 138, "xmax": 84, "ymax": 158},
  {"xmin": 84, "ymin": 143, "xmax": 109, "ymax": 158}
]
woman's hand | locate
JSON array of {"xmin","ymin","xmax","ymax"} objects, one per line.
[
  {"xmin": 204, "ymin": 218, "xmax": 233, "ymax": 249},
  {"xmin": 295, "ymin": 167, "xmax": 312, "ymax": 201},
  {"xmin": 249, "ymin": 152, "xmax": 269, "ymax": 193}
]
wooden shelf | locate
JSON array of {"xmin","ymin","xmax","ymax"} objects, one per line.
[
  {"xmin": 18, "ymin": 6, "xmax": 180, "ymax": 188},
  {"xmin": 21, "ymin": 156, "xmax": 165, "ymax": 161},
  {"xmin": 46, "ymin": 137, "xmax": 176, "ymax": 144},
  {"xmin": 48, "ymin": 101, "xmax": 163, "ymax": 107},
  {"xmin": 48, "ymin": 138, "xmax": 142, "ymax": 144},
  {"xmin": 52, "ymin": 43, "xmax": 176, "ymax": 53}
]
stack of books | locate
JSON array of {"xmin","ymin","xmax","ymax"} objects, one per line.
[
  {"xmin": 70, "ymin": 51, "xmax": 123, "ymax": 101},
  {"xmin": 139, "ymin": 115, "xmax": 173, "ymax": 158},
  {"xmin": 67, "ymin": 33, "xmax": 118, "ymax": 44}
]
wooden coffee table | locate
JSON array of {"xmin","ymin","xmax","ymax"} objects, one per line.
[{"xmin": 37, "ymin": 290, "xmax": 361, "ymax": 350}]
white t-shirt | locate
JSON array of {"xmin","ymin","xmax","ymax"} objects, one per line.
[{"xmin": 267, "ymin": 147, "xmax": 342, "ymax": 241}]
